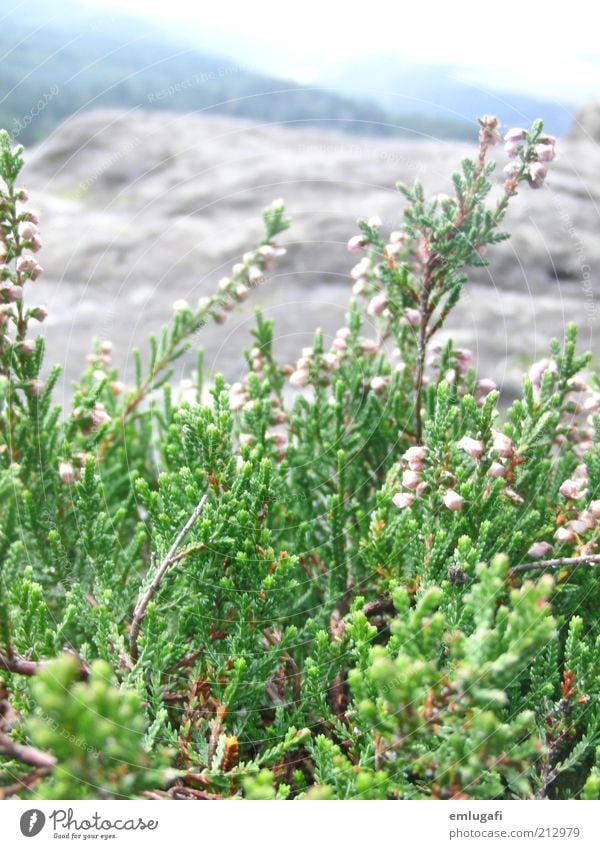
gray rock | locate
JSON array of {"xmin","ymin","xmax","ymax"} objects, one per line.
[{"xmin": 22, "ymin": 109, "xmax": 600, "ymax": 398}]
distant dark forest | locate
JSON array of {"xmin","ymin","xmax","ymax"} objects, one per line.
[{"xmin": 0, "ymin": 18, "xmax": 476, "ymax": 145}]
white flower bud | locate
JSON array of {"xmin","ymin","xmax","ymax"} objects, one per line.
[
  {"xmin": 351, "ymin": 258, "xmax": 370, "ymax": 280},
  {"xmin": 457, "ymin": 436, "xmax": 484, "ymax": 460},
  {"xmin": 290, "ymin": 369, "xmax": 309, "ymax": 387},
  {"xmin": 443, "ymin": 490, "xmax": 464, "ymax": 511},
  {"xmin": 392, "ymin": 491, "xmax": 414, "ymax": 510},
  {"xmin": 347, "ymin": 235, "xmax": 364, "ymax": 252},
  {"xmin": 58, "ymin": 461, "xmax": 77, "ymax": 485},
  {"xmin": 559, "ymin": 479, "xmax": 586, "ymax": 500},
  {"xmin": 492, "ymin": 430, "xmax": 513, "ymax": 458},
  {"xmin": 403, "ymin": 446, "xmax": 426, "ymax": 469},
  {"xmin": 402, "ymin": 469, "xmax": 421, "ymax": 491},
  {"xmin": 370, "ymin": 375, "xmax": 389, "ymax": 393},
  {"xmin": 554, "ymin": 526, "xmax": 576, "ymax": 544}
]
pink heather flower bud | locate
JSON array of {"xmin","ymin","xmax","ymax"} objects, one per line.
[
  {"xmin": 568, "ymin": 377, "xmax": 588, "ymax": 392},
  {"xmin": 456, "ymin": 348, "xmax": 473, "ymax": 373},
  {"xmin": 386, "ymin": 242, "xmax": 402, "ymax": 257},
  {"xmin": 31, "ymin": 262, "xmax": 43, "ymax": 281},
  {"xmin": 503, "ymin": 161, "xmax": 521, "ymax": 179},
  {"xmin": 457, "ymin": 436, "xmax": 484, "ymax": 460},
  {"xmin": 528, "ymin": 358, "xmax": 553, "ymax": 389},
  {"xmin": 567, "ymin": 519, "xmax": 587, "ymax": 536},
  {"xmin": 352, "ymin": 277, "xmax": 366, "ymax": 296},
  {"xmin": 443, "ymin": 369, "xmax": 456, "ymax": 385},
  {"xmin": 492, "ymin": 430, "xmax": 513, "ymax": 458},
  {"xmin": 368, "ymin": 215, "xmax": 382, "ymax": 228},
  {"xmin": 239, "ymin": 433, "xmax": 253, "ymax": 446},
  {"xmin": 528, "ymin": 161, "xmax": 547, "ymax": 189},
  {"xmin": 370, "ymin": 375, "xmax": 389, "ymax": 393},
  {"xmin": 487, "ymin": 461, "xmax": 506, "ymax": 479},
  {"xmin": 110, "ymin": 381, "xmax": 125, "ymax": 396},
  {"xmin": 504, "ymin": 128, "xmax": 526, "ymax": 143},
  {"xmin": 351, "ymin": 258, "xmax": 370, "ymax": 280},
  {"xmin": 403, "ymin": 446, "xmax": 427, "ymax": 469},
  {"xmin": 322, "ymin": 352, "xmax": 338, "ymax": 370},
  {"xmin": 559, "ymin": 479, "xmax": 586, "ymax": 500},
  {"xmin": 91, "ymin": 403, "xmax": 110, "ymax": 429},
  {"xmin": 332, "ymin": 336, "xmax": 347, "ymax": 352},
  {"xmin": 290, "ymin": 369, "xmax": 309, "ymax": 387},
  {"xmin": 29, "ymin": 304, "xmax": 48, "ymax": 322},
  {"xmin": 18, "ymin": 339, "xmax": 35, "ymax": 357},
  {"xmin": 573, "ymin": 463, "xmax": 588, "ymax": 480},
  {"xmin": 476, "ymin": 378, "xmax": 497, "ymax": 395},
  {"xmin": 19, "ymin": 222, "xmax": 38, "ymax": 241},
  {"xmin": 478, "ymin": 115, "xmax": 500, "ymax": 144},
  {"xmin": 218, "ymin": 277, "xmax": 231, "ymax": 292},
  {"xmin": 367, "ymin": 292, "xmax": 388, "ymax": 317},
  {"xmin": 16, "ymin": 255, "xmax": 36, "ymax": 274},
  {"xmin": 403, "ymin": 308, "xmax": 421, "ymax": 326},
  {"xmin": 555, "ymin": 526, "xmax": 576, "ymax": 544},
  {"xmin": 589, "ymin": 500, "xmax": 600, "ymax": 518},
  {"xmin": 16, "ymin": 188, "xmax": 29, "ymax": 202},
  {"xmin": 402, "ymin": 469, "xmax": 421, "ymax": 491},
  {"xmin": 535, "ymin": 143, "xmax": 556, "ymax": 162},
  {"xmin": 336, "ymin": 327, "xmax": 351, "ymax": 340},
  {"xmin": 100, "ymin": 340, "xmax": 112, "ymax": 356},
  {"xmin": 392, "ymin": 491, "xmax": 414, "ymax": 510},
  {"xmin": 301, "ymin": 346, "xmax": 313, "ymax": 358},
  {"xmin": 28, "ymin": 378, "xmax": 44, "ymax": 396},
  {"xmin": 583, "ymin": 394, "xmax": 600, "ymax": 412},
  {"xmin": 347, "ymin": 235, "xmax": 364, "ymax": 252},
  {"xmin": 23, "ymin": 211, "xmax": 39, "ymax": 224},
  {"xmin": 248, "ymin": 265, "xmax": 263, "ymax": 284},
  {"xmin": 579, "ymin": 510, "xmax": 596, "ymax": 530},
  {"xmin": 4, "ymin": 285, "xmax": 24, "ymax": 302},
  {"xmin": 359, "ymin": 338, "xmax": 378, "ymax": 355},
  {"xmin": 504, "ymin": 141, "xmax": 520, "ymax": 159},
  {"xmin": 58, "ymin": 461, "xmax": 77, "ymax": 485},
  {"xmin": 528, "ymin": 541, "xmax": 552, "ymax": 559},
  {"xmin": 172, "ymin": 299, "xmax": 190, "ymax": 313},
  {"xmin": 443, "ymin": 490, "xmax": 464, "ymax": 511}
]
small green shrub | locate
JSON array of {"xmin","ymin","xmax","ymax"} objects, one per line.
[{"xmin": 0, "ymin": 119, "xmax": 598, "ymax": 800}]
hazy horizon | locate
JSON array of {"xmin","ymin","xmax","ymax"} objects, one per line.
[{"xmin": 4, "ymin": 0, "xmax": 599, "ymax": 107}]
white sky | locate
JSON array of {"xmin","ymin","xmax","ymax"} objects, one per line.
[{"xmin": 87, "ymin": 0, "xmax": 600, "ymax": 100}]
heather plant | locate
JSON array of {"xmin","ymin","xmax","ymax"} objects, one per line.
[{"xmin": 0, "ymin": 118, "xmax": 599, "ymax": 801}]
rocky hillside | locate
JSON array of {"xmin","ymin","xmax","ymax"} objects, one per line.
[{"xmin": 22, "ymin": 110, "xmax": 600, "ymax": 397}]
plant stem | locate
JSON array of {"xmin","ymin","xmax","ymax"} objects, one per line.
[
  {"xmin": 129, "ymin": 493, "xmax": 208, "ymax": 661},
  {"xmin": 510, "ymin": 554, "xmax": 600, "ymax": 575}
]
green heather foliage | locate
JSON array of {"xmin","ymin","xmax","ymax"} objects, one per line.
[{"xmin": 0, "ymin": 119, "xmax": 599, "ymax": 800}]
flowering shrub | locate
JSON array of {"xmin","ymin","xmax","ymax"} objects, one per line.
[{"xmin": 1, "ymin": 118, "xmax": 599, "ymax": 801}]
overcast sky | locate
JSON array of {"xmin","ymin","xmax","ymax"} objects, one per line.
[{"xmin": 81, "ymin": 0, "xmax": 600, "ymax": 101}]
